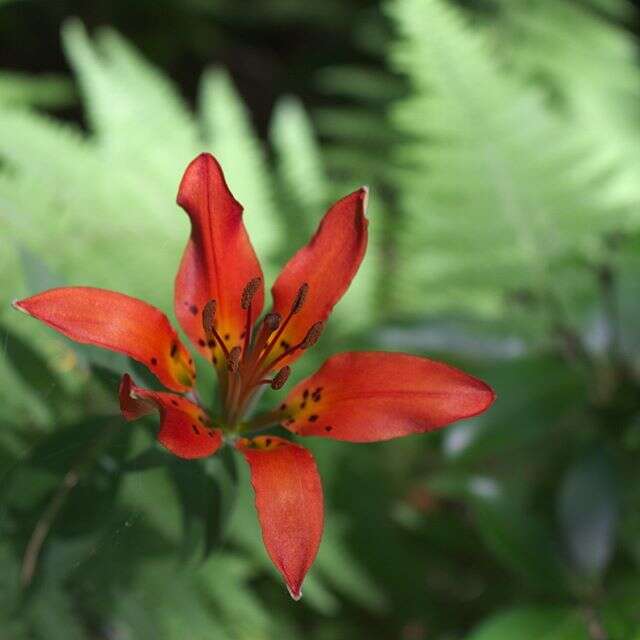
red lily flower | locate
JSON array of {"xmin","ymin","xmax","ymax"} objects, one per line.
[{"xmin": 13, "ymin": 153, "xmax": 495, "ymax": 599}]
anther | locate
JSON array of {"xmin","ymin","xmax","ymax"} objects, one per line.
[
  {"xmin": 227, "ymin": 346, "xmax": 242, "ymax": 373},
  {"xmin": 241, "ymin": 277, "xmax": 262, "ymax": 310},
  {"xmin": 291, "ymin": 283, "xmax": 309, "ymax": 315},
  {"xmin": 300, "ymin": 322, "xmax": 324, "ymax": 349},
  {"xmin": 202, "ymin": 299, "xmax": 217, "ymax": 334},
  {"xmin": 263, "ymin": 312, "xmax": 281, "ymax": 332},
  {"xmin": 270, "ymin": 366, "xmax": 291, "ymax": 390}
]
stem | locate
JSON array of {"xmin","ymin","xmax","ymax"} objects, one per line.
[
  {"xmin": 21, "ymin": 421, "xmax": 117, "ymax": 588},
  {"xmin": 583, "ymin": 606, "xmax": 608, "ymax": 640},
  {"xmin": 597, "ymin": 263, "xmax": 622, "ymax": 364}
]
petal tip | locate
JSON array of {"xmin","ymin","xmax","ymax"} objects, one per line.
[
  {"xmin": 359, "ymin": 186, "xmax": 369, "ymax": 213},
  {"xmin": 286, "ymin": 583, "xmax": 303, "ymax": 601},
  {"xmin": 11, "ymin": 298, "xmax": 28, "ymax": 314}
]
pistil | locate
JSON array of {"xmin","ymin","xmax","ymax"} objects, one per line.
[{"xmin": 212, "ymin": 280, "xmax": 324, "ymax": 430}]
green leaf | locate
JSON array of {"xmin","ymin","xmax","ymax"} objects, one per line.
[
  {"xmin": 0, "ymin": 324, "xmax": 65, "ymax": 411},
  {"xmin": 467, "ymin": 606, "xmax": 589, "ymax": 640},
  {"xmin": 169, "ymin": 445, "xmax": 238, "ymax": 560},
  {"xmin": 472, "ymin": 494, "xmax": 568, "ymax": 595},
  {"xmin": 558, "ymin": 449, "xmax": 619, "ymax": 578}
]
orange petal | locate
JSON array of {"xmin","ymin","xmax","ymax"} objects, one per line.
[
  {"xmin": 280, "ymin": 352, "xmax": 495, "ymax": 442},
  {"xmin": 236, "ymin": 436, "xmax": 324, "ymax": 600},
  {"xmin": 175, "ymin": 153, "xmax": 264, "ymax": 363},
  {"xmin": 119, "ymin": 374, "xmax": 222, "ymax": 459},
  {"xmin": 14, "ymin": 287, "xmax": 195, "ymax": 392},
  {"xmin": 267, "ymin": 188, "xmax": 368, "ymax": 368}
]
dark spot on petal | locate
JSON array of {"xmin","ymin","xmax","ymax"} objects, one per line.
[
  {"xmin": 309, "ymin": 414, "xmax": 318, "ymax": 422},
  {"xmin": 207, "ymin": 339, "xmax": 215, "ymax": 348},
  {"xmin": 212, "ymin": 356, "xmax": 218, "ymax": 365},
  {"xmin": 300, "ymin": 402, "xmax": 306, "ymax": 409},
  {"xmin": 325, "ymin": 425, "xmax": 333, "ymax": 432},
  {"xmin": 286, "ymin": 419, "xmax": 295, "ymax": 425},
  {"xmin": 207, "ymin": 430, "xmax": 215, "ymax": 438},
  {"xmin": 192, "ymin": 424, "xmax": 200, "ymax": 435},
  {"xmin": 198, "ymin": 415, "xmax": 205, "ymax": 423},
  {"xmin": 224, "ymin": 333, "xmax": 230, "ymax": 341},
  {"xmin": 279, "ymin": 403, "xmax": 287, "ymax": 411},
  {"xmin": 240, "ymin": 331, "xmax": 246, "ymax": 339},
  {"xmin": 198, "ymin": 339, "xmax": 206, "ymax": 347},
  {"xmin": 280, "ymin": 340, "xmax": 290, "ymax": 350},
  {"xmin": 265, "ymin": 438, "xmax": 272, "ymax": 447},
  {"xmin": 188, "ymin": 358, "xmax": 193, "ymax": 365},
  {"xmin": 171, "ymin": 399, "xmax": 179, "ymax": 407},
  {"xmin": 189, "ymin": 305, "xmax": 198, "ymax": 315},
  {"xmin": 150, "ymin": 357, "xmax": 158, "ymax": 366},
  {"xmin": 303, "ymin": 389, "xmax": 309, "ymax": 399},
  {"xmin": 170, "ymin": 343, "xmax": 177, "ymax": 357}
]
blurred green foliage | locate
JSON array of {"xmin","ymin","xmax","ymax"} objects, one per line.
[{"xmin": 1, "ymin": 0, "xmax": 640, "ymax": 638}]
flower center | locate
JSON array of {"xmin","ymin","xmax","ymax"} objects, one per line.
[{"xmin": 201, "ymin": 279, "xmax": 324, "ymax": 428}]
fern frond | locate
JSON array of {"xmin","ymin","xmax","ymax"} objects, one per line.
[
  {"xmin": 270, "ymin": 95, "xmax": 328, "ymax": 246},
  {"xmin": 199, "ymin": 68, "xmax": 279, "ymax": 266},
  {"xmin": 486, "ymin": 0, "xmax": 640, "ymax": 217},
  {"xmin": 0, "ymin": 72, "xmax": 74, "ymax": 108},
  {"xmin": 386, "ymin": 0, "xmax": 629, "ymax": 326},
  {"xmin": 62, "ymin": 20, "xmax": 198, "ymax": 192}
]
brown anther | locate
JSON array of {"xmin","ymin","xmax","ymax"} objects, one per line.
[
  {"xmin": 227, "ymin": 346, "xmax": 242, "ymax": 372},
  {"xmin": 270, "ymin": 366, "xmax": 291, "ymax": 390},
  {"xmin": 263, "ymin": 312, "xmax": 282, "ymax": 332},
  {"xmin": 202, "ymin": 300, "xmax": 217, "ymax": 334},
  {"xmin": 300, "ymin": 321, "xmax": 324, "ymax": 349},
  {"xmin": 291, "ymin": 283, "xmax": 309, "ymax": 314},
  {"xmin": 241, "ymin": 277, "xmax": 262, "ymax": 310}
]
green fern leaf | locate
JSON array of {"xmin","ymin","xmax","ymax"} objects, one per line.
[
  {"xmin": 386, "ymin": 0, "xmax": 629, "ymax": 326},
  {"xmin": 199, "ymin": 67, "xmax": 280, "ymax": 267}
]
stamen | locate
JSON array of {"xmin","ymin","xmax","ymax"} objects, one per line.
[
  {"xmin": 263, "ymin": 312, "xmax": 281, "ymax": 332},
  {"xmin": 227, "ymin": 346, "xmax": 242, "ymax": 373},
  {"xmin": 291, "ymin": 283, "xmax": 309, "ymax": 314},
  {"xmin": 202, "ymin": 299, "xmax": 217, "ymax": 332},
  {"xmin": 241, "ymin": 277, "xmax": 261, "ymax": 310},
  {"xmin": 270, "ymin": 366, "xmax": 291, "ymax": 390},
  {"xmin": 201, "ymin": 299, "xmax": 230, "ymax": 359},
  {"xmin": 300, "ymin": 322, "xmax": 324, "ymax": 349}
]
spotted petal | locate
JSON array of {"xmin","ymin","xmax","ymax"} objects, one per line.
[
  {"xmin": 175, "ymin": 153, "xmax": 264, "ymax": 363},
  {"xmin": 14, "ymin": 287, "xmax": 195, "ymax": 392},
  {"xmin": 236, "ymin": 436, "xmax": 324, "ymax": 600},
  {"xmin": 280, "ymin": 352, "xmax": 495, "ymax": 442},
  {"xmin": 119, "ymin": 374, "xmax": 222, "ymax": 459}
]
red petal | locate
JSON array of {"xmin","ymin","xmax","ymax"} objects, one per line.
[
  {"xmin": 280, "ymin": 352, "xmax": 495, "ymax": 442},
  {"xmin": 267, "ymin": 189, "xmax": 368, "ymax": 368},
  {"xmin": 14, "ymin": 287, "xmax": 195, "ymax": 392},
  {"xmin": 175, "ymin": 154, "xmax": 264, "ymax": 362},
  {"xmin": 236, "ymin": 436, "xmax": 324, "ymax": 600},
  {"xmin": 119, "ymin": 374, "xmax": 222, "ymax": 459}
]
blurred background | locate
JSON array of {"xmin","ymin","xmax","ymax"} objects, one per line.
[{"xmin": 1, "ymin": 0, "xmax": 640, "ymax": 638}]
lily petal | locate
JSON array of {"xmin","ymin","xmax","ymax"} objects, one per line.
[
  {"xmin": 267, "ymin": 188, "xmax": 368, "ymax": 368},
  {"xmin": 280, "ymin": 352, "xmax": 495, "ymax": 442},
  {"xmin": 14, "ymin": 287, "xmax": 195, "ymax": 392},
  {"xmin": 119, "ymin": 374, "xmax": 222, "ymax": 459},
  {"xmin": 236, "ymin": 436, "xmax": 324, "ymax": 600},
  {"xmin": 175, "ymin": 153, "xmax": 264, "ymax": 363}
]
